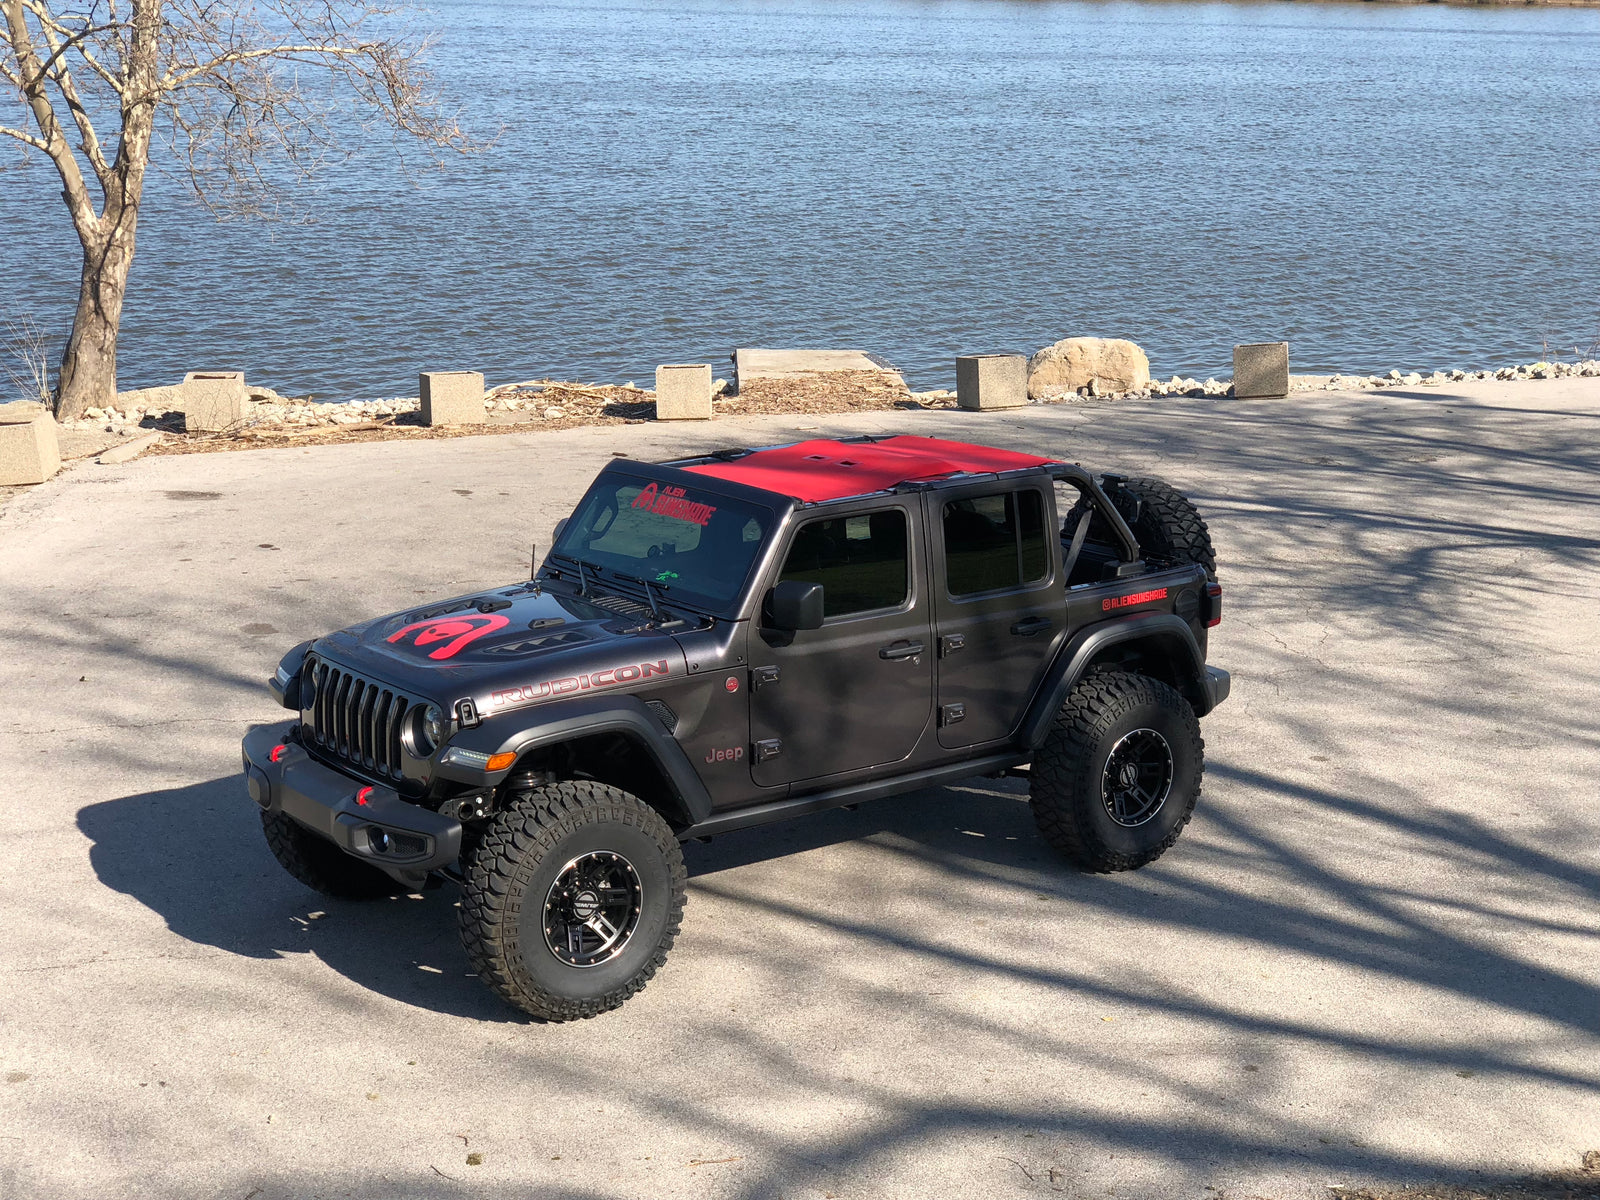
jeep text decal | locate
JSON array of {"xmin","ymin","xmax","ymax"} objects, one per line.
[
  {"xmin": 387, "ymin": 613, "xmax": 511, "ymax": 660},
  {"xmin": 490, "ymin": 659, "xmax": 671, "ymax": 709},
  {"xmin": 632, "ymin": 482, "xmax": 717, "ymax": 526},
  {"xmin": 1102, "ymin": 587, "xmax": 1169, "ymax": 612}
]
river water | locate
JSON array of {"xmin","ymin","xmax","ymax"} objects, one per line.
[{"xmin": 2, "ymin": 0, "xmax": 1598, "ymax": 399}]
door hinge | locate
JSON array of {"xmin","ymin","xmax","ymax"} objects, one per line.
[
  {"xmin": 751, "ymin": 665, "xmax": 781, "ymax": 690},
  {"xmin": 754, "ymin": 738, "xmax": 783, "ymax": 762},
  {"xmin": 939, "ymin": 634, "xmax": 966, "ymax": 657},
  {"xmin": 940, "ymin": 702, "xmax": 966, "ymax": 727}
]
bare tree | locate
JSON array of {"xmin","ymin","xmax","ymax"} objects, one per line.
[{"xmin": 1, "ymin": 0, "xmax": 469, "ymax": 419}]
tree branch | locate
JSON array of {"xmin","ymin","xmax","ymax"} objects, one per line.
[
  {"xmin": 24, "ymin": 9, "xmax": 114, "ymax": 183},
  {"xmin": 18, "ymin": 11, "xmax": 124, "ymax": 92},
  {"xmin": 165, "ymin": 40, "xmax": 377, "ymax": 87},
  {"xmin": 0, "ymin": 0, "xmax": 99, "ymax": 237},
  {"xmin": 0, "ymin": 121, "xmax": 49, "ymax": 150},
  {"xmin": 19, "ymin": 0, "xmax": 125, "ymax": 93}
]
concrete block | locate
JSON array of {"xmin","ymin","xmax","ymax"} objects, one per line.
[
  {"xmin": 0, "ymin": 402, "xmax": 61, "ymax": 485},
  {"xmin": 654, "ymin": 364, "xmax": 713, "ymax": 421},
  {"xmin": 1233, "ymin": 342, "xmax": 1290, "ymax": 399},
  {"xmin": 419, "ymin": 371, "xmax": 486, "ymax": 426},
  {"xmin": 956, "ymin": 355, "xmax": 1028, "ymax": 411},
  {"xmin": 182, "ymin": 370, "xmax": 247, "ymax": 432}
]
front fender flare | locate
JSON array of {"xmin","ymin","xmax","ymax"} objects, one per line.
[
  {"xmin": 1018, "ymin": 613, "xmax": 1213, "ymax": 750},
  {"xmin": 437, "ymin": 695, "xmax": 714, "ymax": 825}
]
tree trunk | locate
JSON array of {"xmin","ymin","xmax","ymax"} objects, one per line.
[{"xmin": 55, "ymin": 230, "xmax": 133, "ymax": 421}]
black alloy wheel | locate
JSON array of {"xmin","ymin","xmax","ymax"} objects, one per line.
[
  {"xmin": 1100, "ymin": 728, "xmax": 1174, "ymax": 828},
  {"xmin": 543, "ymin": 851, "xmax": 644, "ymax": 968}
]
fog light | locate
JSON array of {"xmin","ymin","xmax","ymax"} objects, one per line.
[{"xmin": 369, "ymin": 827, "xmax": 391, "ymax": 853}]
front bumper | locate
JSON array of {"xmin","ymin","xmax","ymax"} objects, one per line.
[{"xmin": 242, "ymin": 722, "xmax": 462, "ymax": 887}]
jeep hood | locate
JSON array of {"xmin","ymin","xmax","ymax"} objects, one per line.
[{"xmin": 307, "ymin": 584, "xmax": 691, "ymax": 712}]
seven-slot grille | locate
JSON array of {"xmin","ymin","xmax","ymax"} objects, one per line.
[{"xmin": 302, "ymin": 655, "xmax": 418, "ymax": 780}]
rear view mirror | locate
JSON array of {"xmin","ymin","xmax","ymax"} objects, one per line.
[{"xmin": 767, "ymin": 581, "xmax": 824, "ymax": 631}]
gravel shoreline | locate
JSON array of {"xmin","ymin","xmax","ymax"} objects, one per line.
[{"xmin": 40, "ymin": 357, "xmax": 1600, "ymax": 455}]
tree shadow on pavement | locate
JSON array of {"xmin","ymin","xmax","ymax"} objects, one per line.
[{"xmin": 78, "ymin": 754, "xmax": 1600, "ymax": 1060}]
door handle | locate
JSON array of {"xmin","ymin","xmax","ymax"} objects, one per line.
[
  {"xmin": 879, "ymin": 640, "xmax": 925, "ymax": 660},
  {"xmin": 1010, "ymin": 616, "xmax": 1052, "ymax": 637}
]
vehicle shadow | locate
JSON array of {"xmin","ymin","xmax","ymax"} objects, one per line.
[
  {"xmin": 75, "ymin": 777, "xmax": 514, "ymax": 1022},
  {"xmin": 74, "ymin": 772, "xmax": 1074, "ymax": 1024}
]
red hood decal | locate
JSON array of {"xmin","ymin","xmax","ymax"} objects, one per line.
[{"xmin": 386, "ymin": 612, "xmax": 511, "ymax": 660}]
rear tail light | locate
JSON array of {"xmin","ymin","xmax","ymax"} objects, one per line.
[{"xmin": 1205, "ymin": 581, "xmax": 1223, "ymax": 627}]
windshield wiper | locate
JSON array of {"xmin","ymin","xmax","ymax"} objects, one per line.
[{"xmin": 550, "ymin": 551, "xmax": 595, "ymax": 597}]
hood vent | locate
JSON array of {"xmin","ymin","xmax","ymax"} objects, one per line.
[
  {"xmin": 480, "ymin": 629, "xmax": 592, "ymax": 657},
  {"xmin": 403, "ymin": 599, "xmax": 476, "ymax": 624}
]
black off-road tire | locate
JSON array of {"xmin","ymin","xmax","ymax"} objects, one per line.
[
  {"xmin": 260, "ymin": 809, "xmax": 406, "ymax": 898},
  {"xmin": 458, "ymin": 780, "xmax": 686, "ymax": 1022},
  {"xmin": 1030, "ymin": 671, "xmax": 1204, "ymax": 873},
  {"xmin": 1067, "ymin": 476, "xmax": 1216, "ymax": 579}
]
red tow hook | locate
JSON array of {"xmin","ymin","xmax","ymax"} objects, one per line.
[
  {"xmin": 356, "ymin": 787, "xmax": 373, "ymax": 807},
  {"xmin": 270, "ymin": 744, "xmax": 288, "ymax": 764}
]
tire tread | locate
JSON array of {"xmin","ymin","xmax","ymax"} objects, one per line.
[
  {"xmin": 458, "ymin": 780, "xmax": 686, "ymax": 1022},
  {"xmin": 1030, "ymin": 671, "xmax": 1203, "ymax": 872}
]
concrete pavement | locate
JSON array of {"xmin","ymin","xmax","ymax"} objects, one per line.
[{"xmin": 1, "ymin": 379, "xmax": 1597, "ymax": 1200}]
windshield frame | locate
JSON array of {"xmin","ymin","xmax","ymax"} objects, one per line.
[{"xmin": 547, "ymin": 463, "xmax": 791, "ymax": 619}]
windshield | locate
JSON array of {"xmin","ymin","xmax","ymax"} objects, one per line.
[{"xmin": 552, "ymin": 476, "xmax": 773, "ymax": 613}]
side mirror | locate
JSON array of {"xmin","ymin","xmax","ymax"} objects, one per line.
[
  {"xmin": 766, "ymin": 580, "xmax": 825, "ymax": 631},
  {"xmin": 552, "ymin": 517, "xmax": 569, "ymax": 544}
]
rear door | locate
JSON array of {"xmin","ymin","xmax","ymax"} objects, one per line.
[
  {"xmin": 747, "ymin": 502, "xmax": 933, "ymax": 787},
  {"xmin": 929, "ymin": 481, "xmax": 1067, "ymax": 748}
]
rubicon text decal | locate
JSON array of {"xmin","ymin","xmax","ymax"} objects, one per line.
[
  {"xmin": 491, "ymin": 660, "xmax": 672, "ymax": 709},
  {"xmin": 387, "ymin": 613, "xmax": 511, "ymax": 660},
  {"xmin": 632, "ymin": 482, "xmax": 717, "ymax": 526},
  {"xmin": 1102, "ymin": 587, "xmax": 1169, "ymax": 612}
]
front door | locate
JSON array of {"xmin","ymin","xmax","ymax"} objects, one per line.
[
  {"xmin": 748, "ymin": 503, "xmax": 933, "ymax": 787},
  {"xmin": 931, "ymin": 482, "xmax": 1066, "ymax": 748}
]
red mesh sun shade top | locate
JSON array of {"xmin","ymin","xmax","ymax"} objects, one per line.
[{"xmin": 683, "ymin": 436, "xmax": 1057, "ymax": 503}]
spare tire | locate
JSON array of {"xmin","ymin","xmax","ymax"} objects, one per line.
[{"xmin": 1104, "ymin": 476, "xmax": 1216, "ymax": 579}]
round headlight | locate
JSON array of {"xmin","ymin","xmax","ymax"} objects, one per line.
[{"xmin": 414, "ymin": 703, "xmax": 446, "ymax": 756}]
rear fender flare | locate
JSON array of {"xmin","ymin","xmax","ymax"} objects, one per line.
[
  {"xmin": 1019, "ymin": 614, "xmax": 1210, "ymax": 749},
  {"xmin": 438, "ymin": 695, "xmax": 713, "ymax": 826}
]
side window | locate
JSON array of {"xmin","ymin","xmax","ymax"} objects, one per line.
[
  {"xmin": 778, "ymin": 509, "xmax": 909, "ymax": 619},
  {"xmin": 944, "ymin": 489, "xmax": 1050, "ymax": 597}
]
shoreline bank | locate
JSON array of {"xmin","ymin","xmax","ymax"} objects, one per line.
[{"xmin": 42, "ymin": 355, "xmax": 1600, "ymax": 457}]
